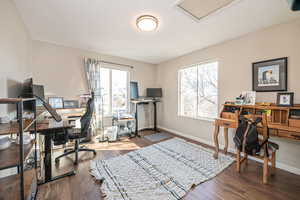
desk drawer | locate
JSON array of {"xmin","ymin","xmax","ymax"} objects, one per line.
[
  {"xmin": 278, "ymin": 130, "xmax": 300, "ymax": 140},
  {"xmin": 215, "ymin": 119, "xmax": 237, "ymax": 128},
  {"xmin": 221, "ymin": 112, "xmax": 236, "ymax": 120},
  {"xmin": 289, "ymin": 119, "xmax": 300, "ymax": 128}
]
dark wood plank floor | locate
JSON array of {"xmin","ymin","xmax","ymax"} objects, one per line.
[{"xmin": 37, "ymin": 131, "xmax": 300, "ymax": 200}]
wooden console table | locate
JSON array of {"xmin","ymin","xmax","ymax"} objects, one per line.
[{"xmin": 213, "ymin": 104, "xmax": 300, "ymax": 159}]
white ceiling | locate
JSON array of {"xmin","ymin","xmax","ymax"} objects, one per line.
[{"xmin": 14, "ymin": 0, "xmax": 300, "ymax": 64}]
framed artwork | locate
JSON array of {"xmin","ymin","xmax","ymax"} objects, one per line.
[
  {"xmin": 63, "ymin": 100, "xmax": 79, "ymax": 109},
  {"xmin": 252, "ymin": 57, "xmax": 287, "ymax": 92},
  {"xmin": 277, "ymin": 92, "xmax": 294, "ymax": 107},
  {"xmin": 48, "ymin": 97, "xmax": 64, "ymax": 109}
]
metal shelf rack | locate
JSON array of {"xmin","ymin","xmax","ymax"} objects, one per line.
[{"xmin": 0, "ymin": 98, "xmax": 38, "ymax": 200}]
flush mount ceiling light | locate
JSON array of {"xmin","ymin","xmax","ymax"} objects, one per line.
[{"xmin": 136, "ymin": 15, "xmax": 158, "ymax": 31}]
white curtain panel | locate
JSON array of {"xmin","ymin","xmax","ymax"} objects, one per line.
[{"xmin": 84, "ymin": 58, "xmax": 103, "ymax": 137}]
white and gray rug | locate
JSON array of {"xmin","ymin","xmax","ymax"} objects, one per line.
[{"xmin": 90, "ymin": 138, "xmax": 234, "ymax": 200}]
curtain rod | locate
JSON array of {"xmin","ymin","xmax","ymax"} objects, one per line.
[{"xmin": 84, "ymin": 57, "xmax": 134, "ymax": 69}]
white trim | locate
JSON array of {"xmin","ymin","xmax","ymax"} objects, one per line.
[
  {"xmin": 99, "ymin": 66, "xmax": 130, "ymax": 115},
  {"xmin": 177, "ymin": 115, "xmax": 216, "ymax": 122},
  {"xmin": 178, "ymin": 59, "xmax": 219, "ymax": 70},
  {"xmin": 138, "ymin": 125, "xmax": 154, "ymax": 131},
  {"xmin": 158, "ymin": 126, "xmax": 300, "ymax": 175},
  {"xmin": 109, "ymin": 68, "xmax": 112, "ymax": 114}
]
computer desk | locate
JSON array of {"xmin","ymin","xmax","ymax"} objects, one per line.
[
  {"xmin": 0, "ymin": 119, "xmax": 76, "ymax": 184},
  {"xmin": 131, "ymin": 99, "xmax": 160, "ymax": 137},
  {"xmin": 31, "ymin": 119, "xmax": 75, "ymax": 184}
]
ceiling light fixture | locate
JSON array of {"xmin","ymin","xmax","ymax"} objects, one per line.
[{"xmin": 136, "ymin": 15, "xmax": 158, "ymax": 31}]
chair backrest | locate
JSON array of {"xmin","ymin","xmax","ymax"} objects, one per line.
[{"xmin": 80, "ymin": 94, "xmax": 95, "ymax": 135}]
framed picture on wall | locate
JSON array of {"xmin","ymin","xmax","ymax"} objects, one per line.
[{"xmin": 252, "ymin": 57, "xmax": 287, "ymax": 92}]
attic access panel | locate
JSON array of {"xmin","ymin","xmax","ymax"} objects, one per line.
[{"xmin": 177, "ymin": 0, "xmax": 235, "ymax": 21}]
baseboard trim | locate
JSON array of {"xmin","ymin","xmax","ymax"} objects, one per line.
[
  {"xmin": 158, "ymin": 126, "xmax": 300, "ymax": 175},
  {"xmin": 138, "ymin": 125, "xmax": 154, "ymax": 131}
]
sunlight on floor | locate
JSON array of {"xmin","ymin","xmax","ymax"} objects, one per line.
[{"xmin": 87, "ymin": 138, "xmax": 142, "ymax": 151}]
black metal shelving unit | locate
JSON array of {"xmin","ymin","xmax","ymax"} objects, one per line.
[{"xmin": 0, "ymin": 98, "xmax": 38, "ymax": 200}]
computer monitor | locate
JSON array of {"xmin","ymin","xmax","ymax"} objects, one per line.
[
  {"xmin": 130, "ymin": 81, "xmax": 139, "ymax": 99},
  {"xmin": 21, "ymin": 78, "xmax": 45, "ymax": 110},
  {"xmin": 32, "ymin": 85, "xmax": 45, "ymax": 106},
  {"xmin": 288, "ymin": 0, "xmax": 300, "ymax": 11},
  {"xmin": 146, "ymin": 88, "xmax": 162, "ymax": 98},
  {"xmin": 20, "ymin": 78, "xmax": 62, "ymax": 121}
]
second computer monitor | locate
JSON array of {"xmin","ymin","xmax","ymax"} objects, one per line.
[
  {"xmin": 130, "ymin": 81, "xmax": 139, "ymax": 99},
  {"xmin": 146, "ymin": 88, "xmax": 162, "ymax": 98}
]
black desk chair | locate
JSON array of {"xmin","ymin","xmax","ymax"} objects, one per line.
[{"xmin": 55, "ymin": 95, "xmax": 96, "ymax": 165}]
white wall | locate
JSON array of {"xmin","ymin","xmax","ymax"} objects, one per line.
[
  {"xmin": 31, "ymin": 40, "xmax": 157, "ymax": 129},
  {"xmin": 0, "ymin": 0, "xmax": 32, "ymax": 178},
  {"xmin": 156, "ymin": 19, "xmax": 300, "ymax": 174},
  {"xmin": 0, "ymin": 0, "xmax": 32, "ymax": 116}
]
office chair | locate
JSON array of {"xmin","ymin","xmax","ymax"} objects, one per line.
[{"xmin": 55, "ymin": 94, "xmax": 97, "ymax": 165}]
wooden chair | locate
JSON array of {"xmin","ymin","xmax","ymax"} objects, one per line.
[{"xmin": 236, "ymin": 114, "xmax": 279, "ymax": 184}]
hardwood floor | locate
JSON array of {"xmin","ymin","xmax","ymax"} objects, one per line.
[{"xmin": 37, "ymin": 131, "xmax": 300, "ymax": 200}]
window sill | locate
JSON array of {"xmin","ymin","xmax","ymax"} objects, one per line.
[{"xmin": 177, "ymin": 115, "xmax": 215, "ymax": 123}]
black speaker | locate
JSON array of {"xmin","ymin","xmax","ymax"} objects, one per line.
[{"xmin": 288, "ymin": 0, "xmax": 300, "ymax": 11}]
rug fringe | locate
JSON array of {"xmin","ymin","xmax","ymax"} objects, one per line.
[
  {"xmin": 90, "ymin": 161, "xmax": 109, "ymax": 199},
  {"xmin": 90, "ymin": 160, "xmax": 105, "ymax": 181}
]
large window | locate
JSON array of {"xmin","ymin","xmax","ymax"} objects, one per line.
[
  {"xmin": 178, "ymin": 61, "xmax": 218, "ymax": 119},
  {"xmin": 100, "ymin": 67, "xmax": 129, "ymax": 116}
]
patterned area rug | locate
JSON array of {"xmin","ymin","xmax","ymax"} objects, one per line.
[
  {"xmin": 144, "ymin": 132, "xmax": 172, "ymax": 142},
  {"xmin": 90, "ymin": 138, "xmax": 234, "ymax": 200}
]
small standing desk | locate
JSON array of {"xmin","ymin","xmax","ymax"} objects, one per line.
[{"xmin": 131, "ymin": 99, "xmax": 160, "ymax": 137}]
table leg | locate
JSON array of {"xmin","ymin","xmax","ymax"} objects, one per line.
[
  {"xmin": 263, "ymin": 155, "xmax": 269, "ymax": 184},
  {"xmin": 224, "ymin": 127, "xmax": 229, "ymax": 154},
  {"xmin": 134, "ymin": 103, "xmax": 140, "ymax": 137},
  {"xmin": 236, "ymin": 149, "xmax": 241, "ymax": 172},
  {"xmin": 39, "ymin": 130, "xmax": 76, "ymax": 185},
  {"xmin": 153, "ymin": 101, "xmax": 158, "ymax": 132},
  {"xmin": 44, "ymin": 133, "xmax": 52, "ymax": 183},
  {"xmin": 213, "ymin": 124, "xmax": 220, "ymax": 159}
]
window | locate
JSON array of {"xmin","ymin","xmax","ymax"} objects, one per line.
[
  {"xmin": 100, "ymin": 67, "xmax": 129, "ymax": 116},
  {"xmin": 178, "ymin": 61, "xmax": 218, "ymax": 119}
]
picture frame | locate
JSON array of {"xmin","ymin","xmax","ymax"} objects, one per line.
[
  {"xmin": 48, "ymin": 97, "xmax": 64, "ymax": 109},
  {"xmin": 252, "ymin": 57, "xmax": 287, "ymax": 92},
  {"xmin": 276, "ymin": 92, "xmax": 294, "ymax": 107},
  {"xmin": 241, "ymin": 91, "xmax": 256, "ymax": 105}
]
